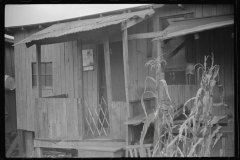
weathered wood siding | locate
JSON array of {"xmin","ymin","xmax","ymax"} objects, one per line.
[
  {"xmin": 35, "ymin": 98, "xmax": 82, "ymax": 139},
  {"xmin": 82, "ymin": 44, "xmax": 98, "ymax": 133},
  {"xmin": 5, "ymin": 40, "xmax": 17, "ymax": 132},
  {"xmin": 14, "ymin": 30, "xmax": 92, "ymax": 131},
  {"xmin": 15, "ymin": 29, "xmax": 40, "ymax": 131},
  {"xmin": 109, "ymin": 42, "xmax": 127, "ymax": 139}
]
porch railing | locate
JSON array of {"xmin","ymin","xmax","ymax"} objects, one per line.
[
  {"xmin": 84, "ymin": 97, "xmax": 110, "ymax": 138},
  {"xmin": 34, "ymin": 98, "xmax": 84, "ymax": 140}
]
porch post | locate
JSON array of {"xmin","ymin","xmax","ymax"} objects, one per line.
[
  {"xmin": 122, "ymin": 28, "xmax": 130, "ymax": 156},
  {"xmin": 77, "ymin": 40, "xmax": 85, "ymax": 139},
  {"xmin": 103, "ymin": 35, "xmax": 114, "ymax": 139},
  {"xmin": 153, "ymin": 40, "xmax": 164, "ymax": 153},
  {"xmin": 36, "ymin": 44, "xmax": 42, "ymax": 98}
]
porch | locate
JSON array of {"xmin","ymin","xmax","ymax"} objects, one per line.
[{"xmin": 34, "ymin": 97, "xmax": 125, "ymax": 157}]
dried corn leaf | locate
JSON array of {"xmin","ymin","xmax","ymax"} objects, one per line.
[
  {"xmin": 212, "ymin": 133, "xmax": 222, "ymax": 148},
  {"xmin": 167, "ymin": 135, "xmax": 179, "ymax": 148},
  {"xmin": 187, "ymin": 138, "xmax": 203, "ymax": 157},
  {"xmin": 211, "ymin": 115, "xmax": 226, "ymax": 126}
]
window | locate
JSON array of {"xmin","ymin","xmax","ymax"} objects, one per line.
[
  {"xmin": 32, "ymin": 62, "xmax": 52, "ymax": 88},
  {"xmin": 159, "ymin": 13, "xmax": 195, "ymax": 85}
]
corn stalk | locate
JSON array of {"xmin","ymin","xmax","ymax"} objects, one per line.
[{"xmin": 139, "ymin": 53, "xmax": 227, "ymax": 157}]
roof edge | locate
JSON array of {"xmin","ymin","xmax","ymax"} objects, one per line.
[{"xmin": 5, "ymin": 4, "xmax": 154, "ymax": 29}]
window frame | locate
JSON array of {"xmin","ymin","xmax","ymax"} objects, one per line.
[
  {"xmin": 32, "ymin": 62, "xmax": 53, "ymax": 89},
  {"xmin": 159, "ymin": 12, "xmax": 196, "ymax": 85}
]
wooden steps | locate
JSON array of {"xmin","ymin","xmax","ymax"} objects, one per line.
[
  {"xmin": 77, "ymin": 146, "xmax": 124, "ymax": 157},
  {"xmin": 34, "ymin": 138, "xmax": 125, "ymax": 148},
  {"xmin": 34, "ymin": 138, "xmax": 125, "ymax": 158}
]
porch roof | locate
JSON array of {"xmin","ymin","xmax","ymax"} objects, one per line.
[
  {"xmin": 14, "ymin": 9, "xmax": 154, "ymax": 47},
  {"xmin": 152, "ymin": 14, "xmax": 234, "ymax": 41}
]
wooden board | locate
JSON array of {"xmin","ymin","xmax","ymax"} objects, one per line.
[
  {"xmin": 109, "ymin": 42, "xmax": 126, "ymax": 102},
  {"xmin": 35, "ymin": 98, "xmax": 81, "ymax": 139},
  {"xmin": 112, "ymin": 101, "xmax": 127, "ymax": 139},
  {"xmin": 129, "ymin": 26, "xmax": 138, "ymax": 102},
  {"xmin": 60, "ymin": 42, "xmax": 66, "ymax": 95},
  {"xmin": 73, "ymin": 41, "xmax": 79, "ymax": 98},
  {"xmin": 34, "ymin": 139, "xmax": 125, "ymax": 148},
  {"xmin": 65, "ymin": 42, "xmax": 70, "ymax": 97},
  {"xmin": 77, "ymin": 148, "xmax": 123, "ymax": 157},
  {"xmin": 103, "ymin": 36, "xmax": 114, "ymax": 138},
  {"xmin": 66, "ymin": 98, "xmax": 77, "ymax": 139},
  {"xmin": 68, "ymin": 42, "xmax": 75, "ymax": 98}
]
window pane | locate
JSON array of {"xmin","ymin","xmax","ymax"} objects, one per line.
[
  {"xmin": 45, "ymin": 76, "xmax": 52, "ymax": 87},
  {"xmin": 165, "ymin": 71, "xmax": 186, "ymax": 85},
  {"xmin": 41, "ymin": 75, "xmax": 45, "ymax": 87},
  {"xmin": 32, "ymin": 75, "xmax": 37, "ymax": 87},
  {"xmin": 32, "ymin": 63, "xmax": 36, "ymax": 75},
  {"xmin": 41, "ymin": 63, "xmax": 45, "ymax": 75},
  {"xmin": 46, "ymin": 63, "xmax": 52, "ymax": 75}
]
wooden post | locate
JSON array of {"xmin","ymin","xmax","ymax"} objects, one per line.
[
  {"xmin": 36, "ymin": 44, "xmax": 42, "ymax": 98},
  {"xmin": 122, "ymin": 28, "xmax": 131, "ymax": 157},
  {"xmin": 25, "ymin": 131, "xmax": 34, "ymax": 157},
  {"xmin": 17, "ymin": 129, "xmax": 24, "ymax": 157},
  {"xmin": 103, "ymin": 35, "xmax": 114, "ymax": 139},
  {"xmin": 222, "ymin": 137, "xmax": 225, "ymax": 157},
  {"xmin": 77, "ymin": 40, "xmax": 85, "ymax": 139},
  {"xmin": 35, "ymin": 147, "xmax": 43, "ymax": 158},
  {"xmin": 6, "ymin": 135, "xmax": 19, "ymax": 157},
  {"xmin": 153, "ymin": 40, "xmax": 165, "ymax": 154}
]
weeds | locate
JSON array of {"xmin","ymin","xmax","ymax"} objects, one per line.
[{"xmin": 139, "ymin": 53, "xmax": 227, "ymax": 157}]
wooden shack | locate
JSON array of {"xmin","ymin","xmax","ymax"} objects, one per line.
[{"xmin": 5, "ymin": 4, "xmax": 234, "ymax": 157}]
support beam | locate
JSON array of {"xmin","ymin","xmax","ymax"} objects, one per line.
[
  {"xmin": 128, "ymin": 31, "xmax": 164, "ymax": 40},
  {"xmin": 77, "ymin": 40, "xmax": 85, "ymax": 139},
  {"xmin": 35, "ymin": 147, "xmax": 43, "ymax": 158},
  {"xmin": 103, "ymin": 35, "xmax": 114, "ymax": 139},
  {"xmin": 164, "ymin": 37, "xmax": 189, "ymax": 61},
  {"xmin": 17, "ymin": 129, "xmax": 24, "ymax": 157},
  {"xmin": 6, "ymin": 136, "xmax": 19, "ymax": 157},
  {"xmin": 122, "ymin": 28, "xmax": 130, "ymax": 157},
  {"xmin": 36, "ymin": 44, "xmax": 42, "ymax": 98},
  {"xmin": 153, "ymin": 40, "xmax": 164, "ymax": 154},
  {"xmin": 121, "ymin": 13, "xmax": 154, "ymax": 30},
  {"xmin": 25, "ymin": 131, "xmax": 34, "ymax": 157}
]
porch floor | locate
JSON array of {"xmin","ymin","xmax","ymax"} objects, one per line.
[{"xmin": 85, "ymin": 134, "xmax": 112, "ymax": 141}]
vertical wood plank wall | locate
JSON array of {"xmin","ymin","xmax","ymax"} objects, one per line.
[
  {"xmin": 35, "ymin": 98, "xmax": 81, "ymax": 140},
  {"xmin": 14, "ymin": 31, "xmax": 97, "ymax": 132},
  {"xmin": 5, "ymin": 41, "xmax": 17, "ymax": 132}
]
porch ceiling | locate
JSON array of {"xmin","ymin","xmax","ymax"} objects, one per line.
[
  {"xmin": 14, "ymin": 9, "xmax": 154, "ymax": 47},
  {"xmin": 152, "ymin": 14, "xmax": 234, "ymax": 41}
]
